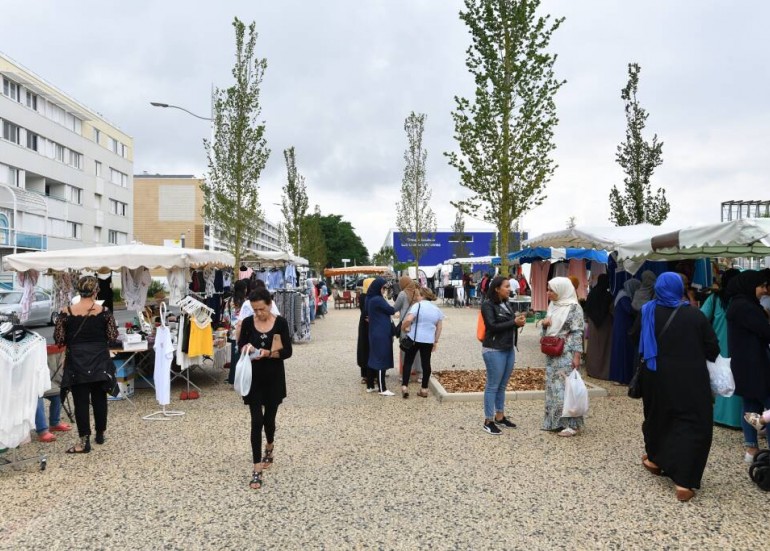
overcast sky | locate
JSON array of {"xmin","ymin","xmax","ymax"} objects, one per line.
[{"xmin": 2, "ymin": 0, "xmax": 768, "ymax": 256}]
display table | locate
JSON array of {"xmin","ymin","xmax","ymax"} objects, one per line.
[{"xmin": 508, "ymin": 296, "xmax": 532, "ymax": 313}]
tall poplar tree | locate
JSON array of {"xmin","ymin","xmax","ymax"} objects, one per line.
[
  {"xmin": 395, "ymin": 111, "xmax": 436, "ymax": 270},
  {"xmin": 280, "ymin": 146, "xmax": 309, "ymax": 256},
  {"xmin": 608, "ymin": 63, "xmax": 668, "ymax": 226},
  {"xmin": 451, "ymin": 209, "xmax": 470, "ymax": 258},
  {"xmin": 446, "ymin": 0, "xmax": 564, "ymax": 271},
  {"xmin": 203, "ymin": 18, "xmax": 270, "ymax": 267}
]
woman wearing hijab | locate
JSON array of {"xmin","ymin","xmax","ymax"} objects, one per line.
[
  {"xmin": 366, "ymin": 277, "xmax": 396, "ymax": 396},
  {"xmin": 541, "ymin": 277, "xmax": 585, "ymax": 437},
  {"xmin": 700, "ymin": 268, "xmax": 742, "ymax": 428},
  {"xmin": 725, "ymin": 270, "xmax": 770, "ymax": 462},
  {"xmin": 393, "ymin": 275, "xmax": 422, "ymax": 379},
  {"xmin": 609, "ymin": 278, "xmax": 641, "ymax": 384},
  {"xmin": 584, "ymin": 273, "xmax": 614, "ymax": 380},
  {"xmin": 639, "ymin": 272, "xmax": 719, "ymax": 502},
  {"xmin": 356, "ymin": 278, "xmax": 375, "ymax": 383},
  {"xmin": 632, "ymin": 270, "xmax": 657, "ymax": 312}
]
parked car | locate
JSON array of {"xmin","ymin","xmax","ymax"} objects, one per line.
[
  {"xmin": 0, "ymin": 289, "xmax": 56, "ymax": 326},
  {"xmin": 344, "ymin": 277, "xmax": 367, "ymax": 291}
]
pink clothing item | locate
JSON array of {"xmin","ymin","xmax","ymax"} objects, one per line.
[
  {"xmin": 530, "ymin": 260, "xmax": 551, "ymax": 311},
  {"xmin": 17, "ymin": 270, "xmax": 39, "ymax": 323},
  {"xmin": 238, "ymin": 268, "xmax": 253, "ymax": 280},
  {"xmin": 568, "ymin": 259, "xmax": 588, "ymax": 300}
]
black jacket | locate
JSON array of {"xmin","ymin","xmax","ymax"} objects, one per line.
[
  {"xmin": 481, "ymin": 299, "xmax": 518, "ymax": 350},
  {"xmin": 727, "ymin": 295, "xmax": 770, "ymax": 400}
]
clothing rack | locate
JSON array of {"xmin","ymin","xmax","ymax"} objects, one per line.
[{"xmin": 143, "ymin": 303, "xmax": 185, "ymax": 421}]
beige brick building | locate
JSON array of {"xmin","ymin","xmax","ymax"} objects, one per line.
[{"xmin": 133, "ymin": 174, "xmax": 204, "ymax": 248}]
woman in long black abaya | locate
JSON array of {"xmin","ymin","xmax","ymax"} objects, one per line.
[{"xmin": 638, "ymin": 272, "xmax": 719, "ymax": 502}]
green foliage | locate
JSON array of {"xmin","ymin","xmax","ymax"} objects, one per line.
[
  {"xmin": 451, "ymin": 209, "xmax": 470, "ymax": 258},
  {"xmin": 372, "ymin": 245, "xmax": 396, "ymax": 266},
  {"xmin": 300, "ymin": 205, "xmax": 327, "ymax": 273},
  {"xmin": 314, "ymin": 213, "xmax": 370, "ymax": 267},
  {"xmin": 446, "ymin": 0, "xmax": 564, "ymax": 270},
  {"xmin": 147, "ymin": 279, "xmax": 167, "ymax": 297},
  {"xmin": 203, "ymin": 18, "xmax": 270, "ymax": 267},
  {"xmin": 608, "ymin": 63, "xmax": 668, "ymax": 226},
  {"xmin": 281, "ymin": 146, "xmax": 309, "ymax": 256},
  {"xmin": 396, "ymin": 111, "xmax": 437, "ymax": 269}
]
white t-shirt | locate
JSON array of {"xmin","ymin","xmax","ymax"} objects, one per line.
[
  {"xmin": 760, "ymin": 295, "xmax": 770, "ymax": 313},
  {"xmin": 237, "ymin": 300, "xmax": 280, "ymax": 322},
  {"xmin": 405, "ymin": 301, "xmax": 445, "ymax": 344}
]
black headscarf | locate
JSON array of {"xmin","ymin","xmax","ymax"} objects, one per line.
[
  {"xmin": 584, "ymin": 273, "xmax": 613, "ymax": 327},
  {"xmin": 726, "ymin": 270, "xmax": 768, "ymax": 304},
  {"xmin": 717, "ymin": 268, "xmax": 740, "ymax": 309}
]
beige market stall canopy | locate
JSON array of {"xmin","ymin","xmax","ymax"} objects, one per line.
[
  {"xmin": 2, "ymin": 243, "xmax": 234, "ymax": 272},
  {"xmin": 240, "ymin": 251, "xmax": 308, "ymax": 266},
  {"xmin": 616, "ymin": 218, "xmax": 770, "ymax": 273},
  {"xmin": 324, "ymin": 266, "xmax": 390, "ymax": 277}
]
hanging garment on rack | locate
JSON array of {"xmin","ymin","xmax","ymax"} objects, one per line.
[
  {"xmin": 51, "ymin": 272, "xmax": 74, "ymax": 314},
  {"xmin": 568, "ymin": 259, "xmax": 588, "ymax": 300},
  {"xmin": 0, "ymin": 331, "xmax": 49, "ymax": 449},
  {"xmin": 214, "ymin": 270, "xmax": 224, "ymax": 293},
  {"xmin": 222, "ymin": 270, "xmax": 232, "ymax": 290},
  {"xmin": 17, "ymin": 270, "xmax": 39, "ymax": 323},
  {"xmin": 589, "ymin": 262, "xmax": 607, "ymax": 288},
  {"xmin": 203, "ymin": 266, "xmax": 216, "ymax": 296},
  {"xmin": 175, "ymin": 314, "xmax": 192, "ymax": 371},
  {"xmin": 268, "ymin": 268, "xmax": 284, "ymax": 290},
  {"xmin": 154, "ymin": 324, "xmax": 174, "ymax": 406},
  {"xmin": 530, "ymin": 260, "xmax": 551, "ymax": 311},
  {"xmin": 121, "ymin": 267, "xmax": 151, "ymax": 311},
  {"xmin": 166, "ymin": 267, "xmax": 189, "ymax": 306},
  {"xmin": 187, "ymin": 316, "xmax": 214, "ymax": 357},
  {"xmin": 238, "ymin": 267, "xmax": 252, "ymax": 281},
  {"xmin": 255, "ymin": 270, "xmax": 269, "ymax": 286},
  {"xmin": 285, "ymin": 263, "xmax": 297, "ymax": 287},
  {"xmin": 97, "ymin": 274, "xmax": 114, "ymax": 312}
]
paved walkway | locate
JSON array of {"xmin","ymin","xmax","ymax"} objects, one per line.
[{"xmin": 1, "ymin": 303, "xmax": 766, "ymax": 549}]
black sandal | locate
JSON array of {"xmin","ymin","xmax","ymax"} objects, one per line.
[
  {"xmin": 66, "ymin": 436, "xmax": 91, "ymax": 454},
  {"xmin": 263, "ymin": 446, "xmax": 274, "ymax": 468},
  {"xmin": 95, "ymin": 432, "xmax": 106, "ymax": 445},
  {"xmin": 249, "ymin": 470, "xmax": 263, "ymax": 489}
]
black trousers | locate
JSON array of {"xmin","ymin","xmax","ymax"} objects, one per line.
[
  {"xmin": 366, "ymin": 368, "xmax": 387, "ymax": 392},
  {"xmin": 249, "ymin": 402, "xmax": 279, "ymax": 464},
  {"xmin": 70, "ymin": 381, "xmax": 108, "ymax": 438},
  {"xmin": 402, "ymin": 342, "xmax": 433, "ymax": 388}
]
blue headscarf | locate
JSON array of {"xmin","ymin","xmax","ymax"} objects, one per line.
[
  {"xmin": 639, "ymin": 272, "xmax": 689, "ymax": 372},
  {"xmin": 366, "ymin": 277, "xmax": 387, "ymax": 298}
]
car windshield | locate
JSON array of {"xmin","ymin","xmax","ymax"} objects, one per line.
[{"xmin": 0, "ymin": 292, "xmax": 22, "ymax": 305}]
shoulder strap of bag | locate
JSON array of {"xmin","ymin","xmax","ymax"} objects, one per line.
[
  {"xmin": 413, "ymin": 304, "xmax": 421, "ymax": 341},
  {"xmin": 658, "ymin": 305, "xmax": 681, "ymax": 339}
]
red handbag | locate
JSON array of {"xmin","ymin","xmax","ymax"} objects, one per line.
[{"xmin": 540, "ymin": 335, "xmax": 565, "ymax": 356}]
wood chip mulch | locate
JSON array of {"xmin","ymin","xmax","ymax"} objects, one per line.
[{"xmin": 434, "ymin": 368, "xmax": 546, "ymax": 393}]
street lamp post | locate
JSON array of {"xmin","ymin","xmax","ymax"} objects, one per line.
[
  {"xmin": 180, "ymin": 232, "xmax": 186, "ymax": 248},
  {"xmin": 150, "ymin": 102, "xmax": 213, "ymax": 121}
]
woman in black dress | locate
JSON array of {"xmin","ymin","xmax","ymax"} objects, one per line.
[
  {"xmin": 54, "ymin": 275, "xmax": 118, "ymax": 454},
  {"xmin": 237, "ymin": 288, "xmax": 293, "ymax": 490},
  {"xmin": 638, "ymin": 272, "xmax": 719, "ymax": 502}
]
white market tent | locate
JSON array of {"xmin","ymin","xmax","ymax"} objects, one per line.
[
  {"xmin": 523, "ymin": 223, "xmax": 680, "ymax": 251},
  {"xmin": 442, "ymin": 255, "xmax": 500, "ymax": 265},
  {"xmin": 241, "ymin": 250, "xmax": 308, "ymax": 266},
  {"xmin": 2, "ymin": 243, "xmax": 234, "ymax": 272},
  {"xmin": 616, "ymin": 218, "xmax": 770, "ymax": 273}
]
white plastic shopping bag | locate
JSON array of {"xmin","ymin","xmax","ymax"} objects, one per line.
[
  {"xmin": 233, "ymin": 352, "xmax": 252, "ymax": 397},
  {"xmin": 706, "ymin": 356, "xmax": 735, "ymax": 397},
  {"xmin": 562, "ymin": 370, "xmax": 589, "ymax": 418}
]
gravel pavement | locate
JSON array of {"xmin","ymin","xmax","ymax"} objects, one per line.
[{"xmin": 1, "ymin": 301, "xmax": 767, "ymax": 550}]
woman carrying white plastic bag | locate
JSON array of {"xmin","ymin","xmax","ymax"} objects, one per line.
[
  {"xmin": 562, "ymin": 370, "xmax": 589, "ymax": 418},
  {"xmin": 706, "ymin": 356, "xmax": 735, "ymax": 397},
  {"xmin": 233, "ymin": 353, "xmax": 252, "ymax": 397}
]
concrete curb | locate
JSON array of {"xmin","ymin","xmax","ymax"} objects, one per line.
[{"xmin": 429, "ymin": 372, "xmax": 608, "ymax": 403}]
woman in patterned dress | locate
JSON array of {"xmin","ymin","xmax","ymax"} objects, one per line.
[{"xmin": 540, "ymin": 277, "xmax": 585, "ymax": 437}]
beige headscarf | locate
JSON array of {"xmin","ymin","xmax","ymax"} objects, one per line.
[
  {"xmin": 545, "ymin": 277, "xmax": 579, "ymax": 336},
  {"xmin": 399, "ymin": 276, "xmax": 419, "ymax": 306}
]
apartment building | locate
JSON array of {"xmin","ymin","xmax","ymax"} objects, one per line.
[
  {"xmin": 133, "ymin": 174, "xmax": 283, "ymax": 253},
  {"xmin": 0, "ymin": 52, "xmax": 133, "ymax": 262}
]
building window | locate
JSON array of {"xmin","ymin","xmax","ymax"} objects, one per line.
[
  {"xmin": 109, "ymin": 168, "xmax": 128, "ymax": 187},
  {"xmin": 68, "ymin": 186, "xmax": 83, "ymax": 205},
  {"xmin": 25, "ymin": 90, "xmax": 37, "ymax": 110},
  {"xmin": 448, "ymin": 234, "xmax": 474, "ymax": 243},
  {"xmin": 46, "ymin": 102, "xmax": 66, "ymax": 125},
  {"xmin": 93, "ymin": 128, "xmax": 101, "ymax": 144},
  {"xmin": 55, "ymin": 143, "xmax": 65, "ymax": 162},
  {"xmin": 94, "ymin": 226, "xmax": 102, "ymax": 243},
  {"xmin": 2, "ymin": 121, "xmax": 20, "ymax": 144},
  {"xmin": 95, "ymin": 160, "xmax": 102, "ymax": 177},
  {"xmin": 108, "ymin": 230, "xmax": 127, "ymax": 245},
  {"xmin": 109, "ymin": 199, "xmax": 127, "ymax": 216},
  {"xmin": 119, "ymin": 143, "xmax": 128, "ymax": 158},
  {"xmin": 49, "ymin": 218, "xmax": 66, "ymax": 237},
  {"xmin": 7, "ymin": 166, "xmax": 21, "ymax": 188},
  {"xmin": 67, "ymin": 221, "xmax": 82, "ymax": 239},
  {"xmin": 108, "ymin": 137, "xmax": 118, "ymax": 154},
  {"xmin": 68, "ymin": 150, "xmax": 83, "ymax": 169},
  {"xmin": 26, "ymin": 131, "xmax": 38, "ymax": 152},
  {"xmin": 2, "ymin": 77, "xmax": 20, "ymax": 101}
]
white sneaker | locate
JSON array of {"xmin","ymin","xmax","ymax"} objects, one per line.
[
  {"xmin": 365, "ymin": 388, "xmax": 378, "ymax": 393},
  {"xmin": 379, "ymin": 390, "xmax": 395, "ymax": 397},
  {"xmin": 745, "ymin": 451, "xmax": 757, "ymax": 464}
]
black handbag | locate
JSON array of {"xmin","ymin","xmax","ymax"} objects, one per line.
[
  {"xmin": 628, "ymin": 306, "xmax": 681, "ymax": 399},
  {"xmin": 399, "ymin": 305, "xmax": 420, "ymax": 351}
]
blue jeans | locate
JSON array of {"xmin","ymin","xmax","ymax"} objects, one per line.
[
  {"xmin": 742, "ymin": 396, "xmax": 770, "ymax": 448},
  {"xmin": 34, "ymin": 396, "xmax": 62, "ymax": 434},
  {"xmin": 482, "ymin": 348, "xmax": 515, "ymax": 420}
]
